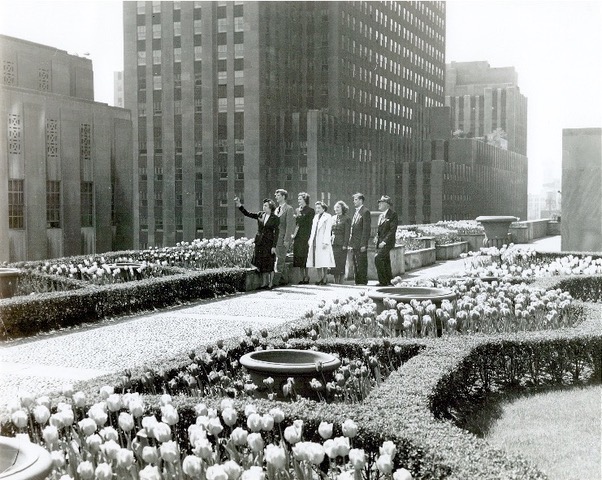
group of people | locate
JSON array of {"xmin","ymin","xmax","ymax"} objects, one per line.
[{"xmin": 234, "ymin": 190, "xmax": 398, "ymax": 289}]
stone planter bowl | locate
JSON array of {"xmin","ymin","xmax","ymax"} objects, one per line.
[
  {"xmin": 106, "ymin": 262, "xmax": 144, "ymax": 281},
  {"xmin": 0, "ymin": 435, "xmax": 52, "ymax": 479},
  {"xmin": 0, "ymin": 268, "xmax": 21, "ymax": 299},
  {"xmin": 368, "ymin": 286, "xmax": 456, "ymax": 312},
  {"xmin": 240, "ymin": 349, "xmax": 341, "ymax": 399}
]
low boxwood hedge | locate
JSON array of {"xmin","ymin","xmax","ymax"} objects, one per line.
[{"xmin": 0, "ymin": 267, "xmax": 249, "ymax": 340}]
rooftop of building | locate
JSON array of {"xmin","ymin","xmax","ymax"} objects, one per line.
[{"xmin": 0, "ymin": 34, "xmax": 92, "ymax": 66}]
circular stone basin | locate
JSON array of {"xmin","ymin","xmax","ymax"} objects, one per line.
[
  {"xmin": 0, "ymin": 268, "xmax": 20, "ymax": 299},
  {"xmin": 240, "ymin": 349, "xmax": 341, "ymax": 399},
  {"xmin": 475, "ymin": 215, "xmax": 518, "ymax": 224},
  {"xmin": 106, "ymin": 263, "xmax": 144, "ymax": 280},
  {"xmin": 368, "ymin": 286, "xmax": 456, "ymax": 308},
  {"xmin": 0, "ymin": 435, "xmax": 52, "ymax": 480}
]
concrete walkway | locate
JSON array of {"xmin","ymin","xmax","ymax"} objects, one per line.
[{"xmin": 0, "ymin": 236, "xmax": 561, "ymax": 408}]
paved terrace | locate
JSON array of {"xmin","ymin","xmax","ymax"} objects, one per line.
[{"xmin": 0, "ymin": 236, "xmax": 561, "ymax": 408}]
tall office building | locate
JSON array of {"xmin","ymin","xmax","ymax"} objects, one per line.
[
  {"xmin": 445, "ymin": 61, "xmax": 527, "ymax": 156},
  {"xmin": 0, "ymin": 35, "xmax": 133, "ymax": 262},
  {"xmin": 124, "ymin": 1, "xmax": 446, "ymax": 247}
]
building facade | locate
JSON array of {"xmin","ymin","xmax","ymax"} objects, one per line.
[
  {"xmin": 114, "ymin": 71, "xmax": 125, "ymax": 107},
  {"xmin": 0, "ymin": 35, "xmax": 134, "ymax": 262},
  {"xmin": 124, "ymin": 1, "xmax": 446, "ymax": 247},
  {"xmin": 445, "ymin": 61, "xmax": 527, "ymax": 156},
  {"xmin": 561, "ymin": 128, "xmax": 601, "ymax": 252},
  {"xmin": 399, "ymin": 106, "xmax": 528, "ymax": 224}
]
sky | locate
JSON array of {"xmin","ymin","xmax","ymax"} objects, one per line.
[{"xmin": 1, "ymin": 0, "xmax": 601, "ymax": 194}]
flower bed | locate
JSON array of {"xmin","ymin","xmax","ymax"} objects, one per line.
[
  {"xmin": 462, "ymin": 245, "xmax": 602, "ymax": 281},
  {"xmin": 114, "ymin": 335, "xmax": 423, "ymax": 404},
  {"xmin": 435, "ymin": 220, "xmax": 484, "ymax": 235},
  {"xmin": 27, "ymin": 256, "xmax": 171, "ymax": 286},
  {"xmin": 396, "ymin": 226, "xmax": 462, "ymax": 250},
  {"xmin": 298, "ymin": 279, "xmax": 578, "ymax": 339},
  {"xmin": 133, "ymin": 237, "xmax": 254, "ymax": 270},
  {"xmin": 4, "ymin": 392, "xmax": 418, "ymax": 480}
]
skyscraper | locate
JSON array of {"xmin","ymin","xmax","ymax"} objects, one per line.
[
  {"xmin": 445, "ymin": 61, "xmax": 528, "ymax": 155},
  {"xmin": 124, "ymin": 1, "xmax": 446, "ymax": 247}
]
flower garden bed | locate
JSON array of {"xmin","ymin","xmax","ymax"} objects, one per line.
[
  {"xmin": 2, "ymin": 241, "xmax": 601, "ymax": 480},
  {"xmin": 461, "ymin": 245, "xmax": 602, "ymax": 284},
  {"xmin": 0, "ymin": 237, "xmax": 257, "ymax": 340},
  {"xmin": 4, "ymin": 297, "xmax": 598, "ymax": 479}
]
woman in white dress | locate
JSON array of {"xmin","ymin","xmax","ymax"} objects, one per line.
[{"xmin": 307, "ymin": 201, "xmax": 336, "ymax": 285}]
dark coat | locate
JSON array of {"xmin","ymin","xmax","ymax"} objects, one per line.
[
  {"xmin": 348, "ymin": 205, "xmax": 372, "ymax": 249},
  {"xmin": 239, "ymin": 206, "xmax": 280, "ymax": 273},
  {"xmin": 292, "ymin": 206, "xmax": 315, "ymax": 267},
  {"xmin": 331, "ymin": 214, "xmax": 351, "ymax": 276},
  {"xmin": 331, "ymin": 214, "xmax": 351, "ymax": 248},
  {"xmin": 376, "ymin": 208, "xmax": 399, "ymax": 250}
]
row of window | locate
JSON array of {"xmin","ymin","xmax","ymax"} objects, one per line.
[
  {"xmin": 136, "ymin": 0, "xmax": 243, "ymax": 15},
  {"xmin": 7, "ymin": 180, "xmax": 94, "ymax": 229}
]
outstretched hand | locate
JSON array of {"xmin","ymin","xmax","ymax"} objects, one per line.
[{"xmin": 234, "ymin": 197, "xmax": 242, "ymax": 208}]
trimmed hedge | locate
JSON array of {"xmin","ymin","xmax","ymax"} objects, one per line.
[
  {"xmin": 554, "ymin": 275, "xmax": 602, "ymax": 303},
  {"xmin": 535, "ymin": 251, "xmax": 602, "ymax": 261},
  {"xmin": 0, "ymin": 268, "xmax": 248, "ymax": 340}
]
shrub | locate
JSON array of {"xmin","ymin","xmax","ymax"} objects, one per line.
[{"xmin": 0, "ymin": 268, "xmax": 248, "ymax": 340}]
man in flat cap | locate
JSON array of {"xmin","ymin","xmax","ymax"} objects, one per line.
[{"xmin": 374, "ymin": 195, "xmax": 398, "ymax": 286}]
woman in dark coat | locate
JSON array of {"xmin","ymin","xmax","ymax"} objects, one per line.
[
  {"xmin": 235, "ymin": 196, "xmax": 280, "ymax": 289},
  {"xmin": 330, "ymin": 200, "xmax": 351, "ymax": 284},
  {"xmin": 292, "ymin": 192, "xmax": 315, "ymax": 284}
]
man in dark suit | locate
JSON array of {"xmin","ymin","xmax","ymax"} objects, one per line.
[
  {"xmin": 348, "ymin": 193, "xmax": 372, "ymax": 285},
  {"xmin": 273, "ymin": 188, "xmax": 296, "ymax": 285},
  {"xmin": 374, "ymin": 195, "xmax": 399, "ymax": 286}
]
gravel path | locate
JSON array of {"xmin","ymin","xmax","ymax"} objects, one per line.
[{"xmin": 0, "ymin": 284, "xmax": 365, "ymax": 408}]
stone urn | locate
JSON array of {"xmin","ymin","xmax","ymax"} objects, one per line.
[
  {"xmin": 240, "ymin": 349, "xmax": 341, "ymax": 399},
  {"xmin": 0, "ymin": 268, "xmax": 21, "ymax": 299},
  {"xmin": 475, "ymin": 216, "xmax": 518, "ymax": 248},
  {"xmin": 0, "ymin": 435, "xmax": 53, "ymax": 479}
]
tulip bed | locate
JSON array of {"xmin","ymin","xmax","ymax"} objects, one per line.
[
  {"xmin": 113, "ymin": 333, "xmax": 423, "ymax": 404},
  {"xmin": 133, "ymin": 238, "xmax": 254, "ymax": 270},
  {"xmin": 300, "ymin": 280, "xmax": 578, "ymax": 339},
  {"xmin": 462, "ymin": 244, "xmax": 602, "ymax": 281},
  {"xmin": 4, "ymin": 390, "xmax": 416, "ymax": 480},
  {"xmin": 9, "ymin": 237, "xmax": 254, "ymax": 293}
]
